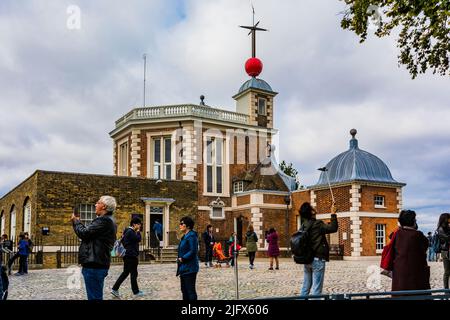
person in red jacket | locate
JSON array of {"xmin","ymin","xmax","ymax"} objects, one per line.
[
  {"xmin": 266, "ymin": 228, "xmax": 280, "ymax": 270},
  {"xmin": 392, "ymin": 210, "xmax": 430, "ymax": 292}
]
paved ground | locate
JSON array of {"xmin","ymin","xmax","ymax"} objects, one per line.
[{"xmin": 5, "ymin": 258, "xmax": 446, "ymax": 300}]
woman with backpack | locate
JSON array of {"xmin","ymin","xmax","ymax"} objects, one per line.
[
  {"xmin": 298, "ymin": 202, "xmax": 337, "ymax": 296},
  {"xmin": 111, "ymin": 217, "xmax": 144, "ymax": 298},
  {"xmin": 437, "ymin": 213, "xmax": 450, "ymax": 289},
  {"xmin": 245, "ymin": 225, "xmax": 258, "ymax": 269},
  {"xmin": 266, "ymin": 228, "xmax": 280, "ymax": 270}
]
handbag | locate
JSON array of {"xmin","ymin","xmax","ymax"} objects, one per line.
[
  {"xmin": 380, "ymin": 228, "xmax": 399, "ymax": 272},
  {"xmin": 111, "ymin": 229, "xmax": 128, "ymax": 257}
]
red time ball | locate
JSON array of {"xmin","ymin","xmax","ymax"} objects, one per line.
[{"xmin": 245, "ymin": 57, "xmax": 263, "ymax": 77}]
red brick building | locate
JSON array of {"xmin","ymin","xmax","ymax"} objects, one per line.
[
  {"xmin": 0, "ymin": 23, "xmax": 406, "ymax": 267},
  {"xmin": 290, "ymin": 130, "xmax": 406, "ymax": 259}
]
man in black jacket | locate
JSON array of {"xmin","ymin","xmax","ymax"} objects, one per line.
[
  {"xmin": 71, "ymin": 195, "xmax": 117, "ymax": 300},
  {"xmin": 299, "ymin": 202, "xmax": 338, "ymax": 296},
  {"xmin": 111, "ymin": 217, "xmax": 143, "ymax": 298},
  {"xmin": 202, "ymin": 225, "xmax": 215, "ymax": 267}
]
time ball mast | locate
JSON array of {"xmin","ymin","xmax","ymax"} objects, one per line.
[{"xmin": 239, "ymin": 21, "xmax": 267, "ymax": 78}]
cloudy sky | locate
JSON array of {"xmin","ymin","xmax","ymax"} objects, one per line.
[{"xmin": 0, "ymin": 0, "xmax": 449, "ymax": 232}]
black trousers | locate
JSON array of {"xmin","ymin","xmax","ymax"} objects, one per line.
[
  {"xmin": 7, "ymin": 253, "xmax": 19, "ymax": 272},
  {"xmin": 18, "ymin": 255, "xmax": 28, "ymax": 274},
  {"xmin": 443, "ymin": 251, "xmax": 450, "ymax": 289},
  {"xmin": 205, "ymin": 246, "xmax": 213, "ymax": 263},
  {"xmin": 112, "ymin": 256, "xmax": 139, "ymax": 294},
  {"xmin": 248, "ymin": 252, "xmax": 256, "ymax": 265},
  {"xmin": 180, "ymin": 273, "xmax": 197, "ymax": 301}
]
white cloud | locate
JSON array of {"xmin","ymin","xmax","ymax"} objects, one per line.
[{"xmin": 0, "ymin": 0, "xmax": 449, "ymax": 230}]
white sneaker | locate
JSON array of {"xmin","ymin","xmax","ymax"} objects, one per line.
[
  {"xmin": 111, "ymin": 289, "xmax": 120, "ymax": 298},
  {"xmin": 134, "ymin": 291, "xmax": 145, "ymax": 297}
]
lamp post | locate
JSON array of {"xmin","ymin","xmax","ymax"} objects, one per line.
[
  {"xmin": 284, "ymin": 194, "xmax": 291, "ymax": 254},
  {"xmin": 233, "ymin": 217, "xmax": 239, "ymax": 300}
]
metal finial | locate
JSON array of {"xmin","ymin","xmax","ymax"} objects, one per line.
[
  {"xmin": 350, "ymin": 129, "xmax": 357, "ymax": 138},
  {"xmin": 200, "ymin": 95, "xmax": 205, "ymax": 106}
]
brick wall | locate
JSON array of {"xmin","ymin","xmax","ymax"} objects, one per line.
[
  {"xmin": 263, "ymin": 194, "xmax": 287, "ymax": 205},
  {"xmin": 338, "ymin": 217, "xmax": 352, "ymax": 256},
  {"xmin": 0, "ymin": 172, "xmax": 38, "ymax": 241},
  {"xmin": 237, "ymin": 195, "xmax": 250, "ymax": 206},
  {"xmin": 1, "ymin": 170, "xmax": 198, "ymax": 246},
  {"xmin": 261, "ymin": 208, "xmax": 289, "ymax": 249},
  {"xmin": 290, "ymin": 190, "xmax": 310, "ymax": 234},
  {"xmin": 360, "ymin": 217, "xmax": 398, "ymax": 256},
  {"xmin": 360, "ymin": 186, "xmax": 398, "ymax": 213},
  {"xmin": 314, "ymin": 186, "xmax": 351, "ymax": 214}
]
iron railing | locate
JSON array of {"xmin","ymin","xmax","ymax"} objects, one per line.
[
  {"xmin": 58, "ymin": 231, "xmax": 163, "ymax": 267},
  {"xmin": 258, "ymin": 289, "xmax": 450, "ymax": 300}
]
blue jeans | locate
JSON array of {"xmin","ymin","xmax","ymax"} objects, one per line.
[
  {"xmin": 300, "ymin": 258, "xmax": 326, "ymax": 296},
  {"xmin": 81, "ymin": 268, "xmax": 109, "ymax": 300},
  {"xmin": 427, "ymin": 248, "xmax": 436, "ymax": 262},
  {"xmin": 180, "ymin": 272, "xmax": 197, "ymax": 300}
]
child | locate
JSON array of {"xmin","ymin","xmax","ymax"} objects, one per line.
[{"xmin": 228, "ymin": 233, "xmax": 241, "ymax": 267}]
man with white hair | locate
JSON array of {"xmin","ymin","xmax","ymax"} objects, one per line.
[{"xmin": 71, "ymin": 196, "xmax": 117, "ymax": 300}]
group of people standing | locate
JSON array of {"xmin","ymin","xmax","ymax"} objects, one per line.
[
  {"xmin": 0, "ymin": 231, "xmax": 33, "ymax": 300},
  {"xmin": 68, "ymin": 194, "xmax": 450, "ymax": 301},
  {"xmin": 0, "ymin": 232, "xmax": 33, "ymax": 276},
  {"xmin": 202, "ymin": 224, "xmax": 281, "ymax": 271},
  {"xmin": 70, "ymin": 195, "xmax": 200, "ymax": 301}
]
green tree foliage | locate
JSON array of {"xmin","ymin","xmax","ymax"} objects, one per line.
[
  {"xmin": 279, "ymin": 161, "xmax": 300, "ymax": 189},
  {"xmin": 340, "ymin": 0, "xmax": 450, "ymax": 78}
]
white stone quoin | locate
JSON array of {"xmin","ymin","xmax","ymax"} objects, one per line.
[
  {"xmin": 130, "ymin": 130, "xmax": 141, "ymax": 177},
  {"xmin": 350, "ymin": 215, "xmax": 362, "ymax": 257},
  {"xmin": 349, "ymin": 184, "xmax": 361, "ymax": 212},
  {"xmin": 182, "ymin": 125, "xmax": 197, "ymax": 181}
]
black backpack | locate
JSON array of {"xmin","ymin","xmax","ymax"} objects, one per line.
[
  {"xmin": 290, "ymin": 221, "xmax": 314, "ymax": 264},
  {"xmin": 431, "ymin": 231, "xmax": 441, "ymax": 254}
]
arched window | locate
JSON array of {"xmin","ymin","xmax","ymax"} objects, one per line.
[
  {"xmin": 0, "ymin": 210, "xmax": 5, "ymax": 236},
  {"xmin": 10, "ymin": 205, "xmax": 16, "ymax": 242},
  {"xmin": 23, "ymin": 198, "xmax": 32, "ymax": 235}
]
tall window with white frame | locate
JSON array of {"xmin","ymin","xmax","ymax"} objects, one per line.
[
  {"xmin": 375, "ymin": 224, "xmax": 386, "ymax": 253},
  {"xmin": 79, "ymin": 204, "xmax": 96, "ymax": 226},
  {"xmin": 258, "ymin": 98, "xmax": 266, "ymax": 116},
  {"xmin": 206, "ymin": 137, "xmax": 223, "ymax": 194},
  {"xmin": 152, "ymin": 137, "xmax": 172, "ymax": 180},
  {"xmin": 119, "ymin": 141, "xmax": 128, "ymax": 176},
  {"xmin": 10, "ymin": 207, "xmax": 16, "ymax": 242},
  {"xmin": 23, "ymin": 200, "xmax": 31, "ymax": 235}
]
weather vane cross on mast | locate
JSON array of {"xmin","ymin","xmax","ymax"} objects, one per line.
[{"xmin": 239, "ymin": 6, "xmax": 268, "ymax": 58}]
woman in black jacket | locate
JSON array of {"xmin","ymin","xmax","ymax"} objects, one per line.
[
  {"xmin": 437, "ymin": 213, "xmax": 450, "ymax": 289},
  {"xmin": 111, "ymin": 217, "xmax": 143, "ymax": 298},
  {"xmin": 299, "ymin": 202, "xmax": 338, "ymax": 296}
]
